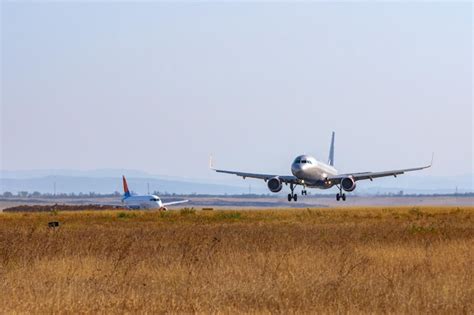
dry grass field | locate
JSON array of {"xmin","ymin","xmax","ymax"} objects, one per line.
[{"xmin": 0, "ymin": 206, "xmax": 472, "ymax": 313}]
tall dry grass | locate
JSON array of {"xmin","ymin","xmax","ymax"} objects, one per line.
[{"xmin": 0, "ymin": 206, "xmax": 472, "ymax": 313}]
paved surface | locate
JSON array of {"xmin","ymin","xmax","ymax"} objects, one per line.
[{"xmin": 1, "ymin": 196, "xmax": 472, "ymax": 212}]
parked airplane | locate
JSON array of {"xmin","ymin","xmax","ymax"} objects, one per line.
[
  {"xmin": 121, "ymin": 176, "xmax": 188, "ymax": 210},
  {"xmin": 211, "ymin": 132, "xmax": 433, "ymax": 201}
]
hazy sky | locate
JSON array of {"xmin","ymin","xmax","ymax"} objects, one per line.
[{"xmin": 1, "ymin": 2, "xmax": 472, "ymax": 181}]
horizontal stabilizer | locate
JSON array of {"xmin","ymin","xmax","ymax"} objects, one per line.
[{"xmin": 162, "ymin": 200, "xmax": 189, "ymax": 207}]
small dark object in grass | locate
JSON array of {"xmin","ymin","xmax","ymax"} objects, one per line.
[
  {"xmin": 48, "ymin": 221, "xmax": 60, "ymax": 229},
  {"xmin": 202, "ymin": 208, "xmax": 214, "ymax": 211}
]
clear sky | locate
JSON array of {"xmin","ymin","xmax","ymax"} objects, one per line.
[{"xmin": 1, "ymin": 2, "xmax": 472, "ymax": 181}]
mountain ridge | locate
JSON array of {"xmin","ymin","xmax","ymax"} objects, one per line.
[{"xmin": 1, "ymin": 169, "xmax": 472, "ymax": 195}]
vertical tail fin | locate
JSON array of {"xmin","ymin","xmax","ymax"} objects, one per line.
[
  {"xmin": 328, "ymin": 132, "xmax": 335, "ymax": 166},
  {"xmin": 122, "ymin": 175, "xmax": 131, "ymax": 197}
]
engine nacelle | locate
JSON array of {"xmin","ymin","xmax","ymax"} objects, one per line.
[
  {"xmin": 341, "ymin": 177, "xmax": 356, "ymax": 192},
  {"xmin": 267, "ymin": 177, "xmax": 283, "ymax": 193}
]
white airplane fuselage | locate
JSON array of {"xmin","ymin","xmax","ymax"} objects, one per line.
[
  {"xmin": 122, "ymin": 195, "xmax": 164, "ymax": 209},
  {"xmin": 290, "ymin": 155, "xmax": 338, "ymax": 189}
]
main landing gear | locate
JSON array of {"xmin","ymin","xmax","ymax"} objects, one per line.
[
  {"xmin": 336, "ymin": 185, "xmax": 346, "ymax": 201},
  {"xmin": 287, "ymin": 183, "xmax": 298, "ymax": 202}
]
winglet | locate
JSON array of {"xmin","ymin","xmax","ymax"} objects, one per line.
[
  {"xmin": 209, "ymin": 155, "xmax": 215, "ymax": 170},
  {"xmin": 328, "ymin": 131, "xmax": 335, "ymax": 166},
  {"xmin": 422, "ymin": 153, "xmax": 434, "ymax": 170},
  {"xmin": 122, "ymin": 175, "xmax": 131, "ymax": 198}
]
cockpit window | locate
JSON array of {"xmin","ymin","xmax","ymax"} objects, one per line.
[
  {"xmin": 295, "ymin": 157, "xmax": 314, "ymax": 164},
  {"xmin": 150, "ymin": 197, "xmax": 160, "ymax": 201}
]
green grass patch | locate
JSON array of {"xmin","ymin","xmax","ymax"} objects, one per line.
[
  {"xmin": 117, "ymin": 212, "xmax": 138, "ymax": 219},
  {"xmin": 216, "ymin": 212, "xmax": 242, "ymax": 220},
  {"xmin": 408, "ymin": 224, "xmax": 437, "ymax": 234}
]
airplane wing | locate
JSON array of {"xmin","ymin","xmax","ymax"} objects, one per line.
[
  {"xmin": 210, "ymin": 156, "xmax": 301, "ymax": 185},
  {"xmin": 213, "ymin": 168, "xmax": 300, "ymax": 184},
  {"xmin": 327, "ymin": 156, "xmax": 433, "ymax": 183},
  {"xmin": 162, "ymin": 200, "xmax": 189, "ymax": 207}
]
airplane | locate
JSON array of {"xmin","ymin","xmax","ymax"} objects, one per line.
[
  {"xmin": 121, "ymin": 176, "xmax": 188, "ymax": 210},
  {"xmin": 211, "ymin": 132, "xmax": 433, "ymax": 201}
]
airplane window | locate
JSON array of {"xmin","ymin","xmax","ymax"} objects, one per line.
[
  {"xmin": 302, "ymin": 160, "xmax": 306, "ymax": 163},
  {"xmin": 295, "ymin": 158, "xmax": 301, "ymax": 163}
]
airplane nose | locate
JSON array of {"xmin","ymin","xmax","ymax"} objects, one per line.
[{"xmin": 292, "ymin": 164, "xmax": 303, "ymax": 177}]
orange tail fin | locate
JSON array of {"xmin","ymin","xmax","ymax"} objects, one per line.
[{"xmin": 122, "ymin": 175, "xmax": 131, "ymax": 197}]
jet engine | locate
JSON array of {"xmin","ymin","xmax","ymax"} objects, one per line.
[
  {"xmin": 267, "ymin": 177, "xmax": 283, "ymax": 193},
  {"xmin": 341, "ymin": 177, "xmax": 356, "ymax": 192}
]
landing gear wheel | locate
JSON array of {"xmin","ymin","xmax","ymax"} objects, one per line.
[
  {"xmin": 288, "ymin": 183, "xmax": 298, "ymax": 202},
  {"xmin": 336, "ymin": 193, "xmax": 340, "ymax": 201},
  {"xmin": 342, "ymin": 194, "xmax": 346, "ymax": 201}
]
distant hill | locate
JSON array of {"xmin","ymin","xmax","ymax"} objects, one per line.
[
  {"xmin": 0, "ymin": 169, "xmax": 472, "ymax": 195},
  {"xmin": 353, "ymin": 173, "xmax": 473, "ymax": 194},
  {"xmin": 0, "ymin": 175, "xmax": 253, "ymax": 195},
  {"xmin": 1, "ymin": 169, "xmax": 179, "ymax": 179}
]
